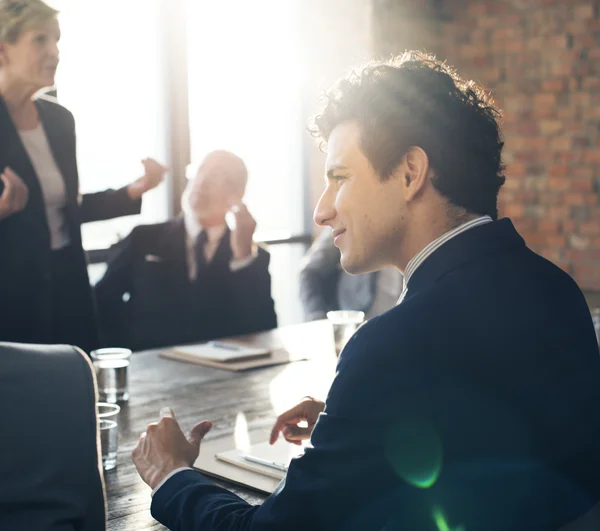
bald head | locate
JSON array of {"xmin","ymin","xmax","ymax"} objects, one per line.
[{"xmin": 183, "ymin": 150, "xmax": 248, "ymax": 227}]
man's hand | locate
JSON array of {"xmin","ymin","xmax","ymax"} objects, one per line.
[
  {"xmin": 269, "ymin": 397, "xmax": 325, "ymax": 446},
  {"xmin": 132, "ymin": 408, "xmax": 212, "ymax": 490},
  {"xmin": 0, "ymin": 167, "xmax": 29, "ymax": 220},
  {"xmin": 229, "ymin": 202, "xmax": 257, "ymax": 260},
  {"xmin": 127, "ymin": 158, "xmax": 168, "ymax": 200}
]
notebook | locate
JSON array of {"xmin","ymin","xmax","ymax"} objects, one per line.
[
  {"xmin": 171, "ymin": 341, "xmax": 270, "ymax": 363},
  {"xmin": 215, "ymin": 439, "xmax": 307, "ymax": 480},
  {"xmin": 161, "ymin": 345, "xmax": 300, "ymax": 371}
]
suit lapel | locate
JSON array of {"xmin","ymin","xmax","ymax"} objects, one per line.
[
  {"xmin": 0, "ymin": 97, "xmax": 45, "ymax": 206},
  {"xmin": 0, "ymin": 96, "xmax": 50, "ymax": 245},
  {"xmin": 210, "ymin": 226, "xmax": 232, "ymax": 267},
  {"xmin": 157, "ymin": 217, "xmax": 190, "ymax": 283},
  {"xmin": 35, "ymin": 98, "xmax": 78, "ymax": 204}
]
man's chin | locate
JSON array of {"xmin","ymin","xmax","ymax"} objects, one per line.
[
  {"xmin": 340, "ymin": 253, "xmax": 383, "ymax": 276},
  {"xmin": 340, "ymin": 256, "xmax": 366, "ymax": 276}
]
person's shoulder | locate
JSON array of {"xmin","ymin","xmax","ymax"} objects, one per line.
[
  {"xmin": 336, "ymin": 300, "xmax": 428, "ymax": 370},
  {"xmin": 35, "ymin": 93, "xmax": 74, "ymax": 122},
  {"xmin": 129, "ymin": 219, "xmax": 180, "ymax": 242}
]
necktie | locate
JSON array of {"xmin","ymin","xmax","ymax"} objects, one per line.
[{"xmin": 195, "ymin": 230, "xmax": 208, "ymax": 272}]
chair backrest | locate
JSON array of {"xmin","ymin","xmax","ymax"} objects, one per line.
[{"xmin": 0, "ymin": 342, "xmax": 106, "ymax": 531}]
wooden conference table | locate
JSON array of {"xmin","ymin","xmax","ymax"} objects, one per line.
[{"xmin": 104, "ymin": 319, "xmax": 338, "ymax": 530}]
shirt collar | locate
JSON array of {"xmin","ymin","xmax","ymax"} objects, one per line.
[
  {"xmin": 403, "ymin": 215, "xmax": 493, "ymax": 288},
  {"xmin": 183, "ymin": 210, "xmax": 227, "ymax": 244}
]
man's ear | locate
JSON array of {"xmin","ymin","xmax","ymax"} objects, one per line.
[{"xmin": 401, "ymin": 146, "xmax": 430, "ymax": 203}]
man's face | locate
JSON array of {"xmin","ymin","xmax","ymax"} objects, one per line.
[
  {"xmin": 313, "ymin": 121, "xmax": 406, "ymax": 274},
  {"xmin": 186, "ymin": 154, "xmax": 243, "ymax": 224}
]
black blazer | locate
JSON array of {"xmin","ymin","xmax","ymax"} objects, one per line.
[
  {"xmin": 0, "ymin": 342, "xmax": 106, "ymax": 531},
  {"xmin": 151, "ymin": 219, "xmax": 600, "ymax": 531},
  {"xmin": 95, "ymin": 217, "xmax": 278, "ymax": 351},
  {"xmin": 0, "ymin": 94, "xmax": 141, "ymax": 351}
]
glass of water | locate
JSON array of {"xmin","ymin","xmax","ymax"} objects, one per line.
[
  {"xmin": 97, "ymin": 402, "xmax": 120, "ymax": 471},
  {"xmin": 327, "ymin": 310, "xmax": 365, "ymax": 356},
  {"xmin": 91, "ymin": 348, "xmax": 132, "ymax": 403}
]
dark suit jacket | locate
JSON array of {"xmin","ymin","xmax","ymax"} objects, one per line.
[
  {"xmin": 94, "ymin": 217, "xmax": 277, "ymax": 351},
  {"xmin": 151, "ymin": 219, "xmax": 600, "ymax": 531},
  {"xmin": 0, "ymin": 342, "xmax": 106, "ymax": 531},
  {"xmin": 0, "ymin": 94, "xmax": 141, "ymax": 352}
]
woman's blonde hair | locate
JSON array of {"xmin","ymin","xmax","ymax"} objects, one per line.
[{"xmin": 0, "ymin": 0, "xmax": 58, "ymax": 43}]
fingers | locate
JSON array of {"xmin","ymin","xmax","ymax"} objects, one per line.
[
  {"xmin": 269, "ymin": 403, "xmax": 309, "ymax": 444},
  {"xmin": 0, "ymin": 167, "xmax": 29, "ymax": 215},
  {"xmin": 282, "ymin": 425, "xmax": 312, "ymax": 442},
  {"xmin": 160, "ymin": 407, "xmax": 175, "ymax": 420},
  {"xmin": 188, "ymin": 420, "xmax": 213, "ymax": 448},
  {"xmin": 7, "ymin": 168, "xmax": 28, "ymax": 209},
  {"xmin": 0, "ymin": 172, "xmax": 14, "ymax": 205}
]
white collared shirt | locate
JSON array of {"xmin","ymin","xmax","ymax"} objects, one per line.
[
  {"xmin": 19, "ymin": 124, "xmax": 71, "ymax": 250},
  {"xmin": 183, "ymin": 210, "xmax": 256, "ymax": 281},
  {"xmin": 397, "ymin": 215, "xmax": 493, "ymax": 304}
]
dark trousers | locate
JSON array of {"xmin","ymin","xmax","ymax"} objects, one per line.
[{"xmin": 50, "ymin": 246, "xmax": 99, "ymax": 354}]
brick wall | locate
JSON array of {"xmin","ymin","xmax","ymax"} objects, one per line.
[{"xmin": 373, "ymin": 0, "xmax": 600, "ymax": 290}]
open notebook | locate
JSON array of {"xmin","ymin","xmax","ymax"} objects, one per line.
[
  {"xmin": 172, "ymin": 341, "xmax": 270, "ymax": 363},
  {"xmin": 215, "ymin": 438, "xmax": 307, "ymax": 480}
]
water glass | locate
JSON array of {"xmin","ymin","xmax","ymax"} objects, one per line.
[
  {"xmin": 97, "ymin": 402, "xmax": 120, "ymax": 471},
  {"xmin": 91, "ymin": 348, "xmax": 132, "ymax": 403},
  {"xmin": 327, "ymin": 310, "xmax": 365, "ymax": 356}
]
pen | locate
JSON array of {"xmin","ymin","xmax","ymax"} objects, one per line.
[
  {"xmin": 242, "ymin": 455, "xmax": 288, "ymax": 473},
  {"xmin": 209, "ymin": 341, "xmax": 241, "ymax": 351}
]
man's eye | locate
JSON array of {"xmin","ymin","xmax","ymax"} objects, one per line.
[{"xmin": 35, "ymin": 35, "xmax": 46, "ymax": 44}]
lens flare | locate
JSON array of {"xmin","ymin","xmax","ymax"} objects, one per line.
[{"xmin": 384, "ymin": 417, "xmax": 443, "ymax": 488}]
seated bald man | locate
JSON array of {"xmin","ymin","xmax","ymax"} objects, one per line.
[{"xmin": 95, "ymin": 150, "xmax": 277, "ymax": 351}]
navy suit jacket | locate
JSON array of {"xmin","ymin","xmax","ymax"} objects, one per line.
[
  {"xmin": 151, "ymin": 219, "xmax": 600, "ymax": 531},
  {"xmin": 95, "ymin": 217, "xmax": 277, "ymax": 350},
  {"xmin": 0, "ymin": 95, "xmax": 141, "ymax": 352}
]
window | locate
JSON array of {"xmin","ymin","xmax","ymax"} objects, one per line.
[
  {"xmin": 54, "ymin": 0, "xmax": 169, "ymax": 251},
  {"xmin": 186, "ymin": 0, "xmax": 306, "ymax": 324}
]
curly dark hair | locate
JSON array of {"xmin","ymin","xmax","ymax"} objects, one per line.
[{"xmin": 309, "ymin": 51, "xmax": 506, "ymax": 219}]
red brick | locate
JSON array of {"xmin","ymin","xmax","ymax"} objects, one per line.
[
  {"xmin": 565, "ymin": 193, "xmax": 586, "ymax": 205},
  {"xmin": 579, "ymin": 222, "xmax": 600, "ymax": 236},
  {"xmin": 541, "ymin": 79, "xmax": 567, "ymax": 92},
  {"xmin": 571, "ymin": 178, "xmax": 593, "ymax": 192},
  {"xmin": 548, "ymin": 177, "xmax": 569, "ymax": 190},
  {"xmin": 504, "ymin": 204, "xmax": 525, "ymax": 218},
  {"xmin": 467, "ymin": 2, "xmax": 488, "ymax": 16},
  {"xmin": 582, "ymin": 78, "xmax": 600, "ymax": 91},
  {"xmin": 548, "ymin": 164, "xmax": 568, "ymax": 177},
  {"xmin": 539, "ymin": 219, "xmax": 559, "ymax": 232},
  {"xmin": 574, "ymin": 4, "xmax": 594, "ymax": 20},
  {"xmin": 539, "ymin": 120, "xmax": 563, "ymax": 135},
  {"xmin": 550, "ymin": 136, "xmax": 573, "ymax": 150},
  {"xmin": 583, "ymin": 150, "xmax": 600, "ymax": 163}
]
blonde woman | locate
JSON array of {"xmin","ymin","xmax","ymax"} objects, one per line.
[{"xmin": 0, "ymin": 0, "xmax": 167, "ymax": 352}]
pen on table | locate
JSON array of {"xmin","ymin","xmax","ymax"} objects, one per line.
[
  {"xmin": 242, "ymin": 455, "xmax": 288, "ymax": 473},
  {"xmin": 209, "ymin": 341, "xmax": 241, "ymax": 351}
]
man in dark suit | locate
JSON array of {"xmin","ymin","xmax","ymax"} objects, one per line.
[
  {"xmin": 0, "ymin": 342, "xmax": 106, "ymax": 530},
  {"xmin": 300, "ymin": 229, "xmax": 403, "ymax": 320},
  {"xmin": 131, "ymin": 52, "xmax": 600, "ymax": 530},
  {"xmin": 95, "ymin": 150, "xmax": 277, "ymax": 351}
]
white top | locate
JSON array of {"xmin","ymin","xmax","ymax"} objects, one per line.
[
  {"xmin": 183, "ymin": 210, "xmax": 256, "ymax": 281},
  {"xmin": 397, "ymin": 215, "xmax": 493, "ymax": 304},
  {"xmin": 19, "ymin": 124, "xmax": 71, "ymax": 250}
]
